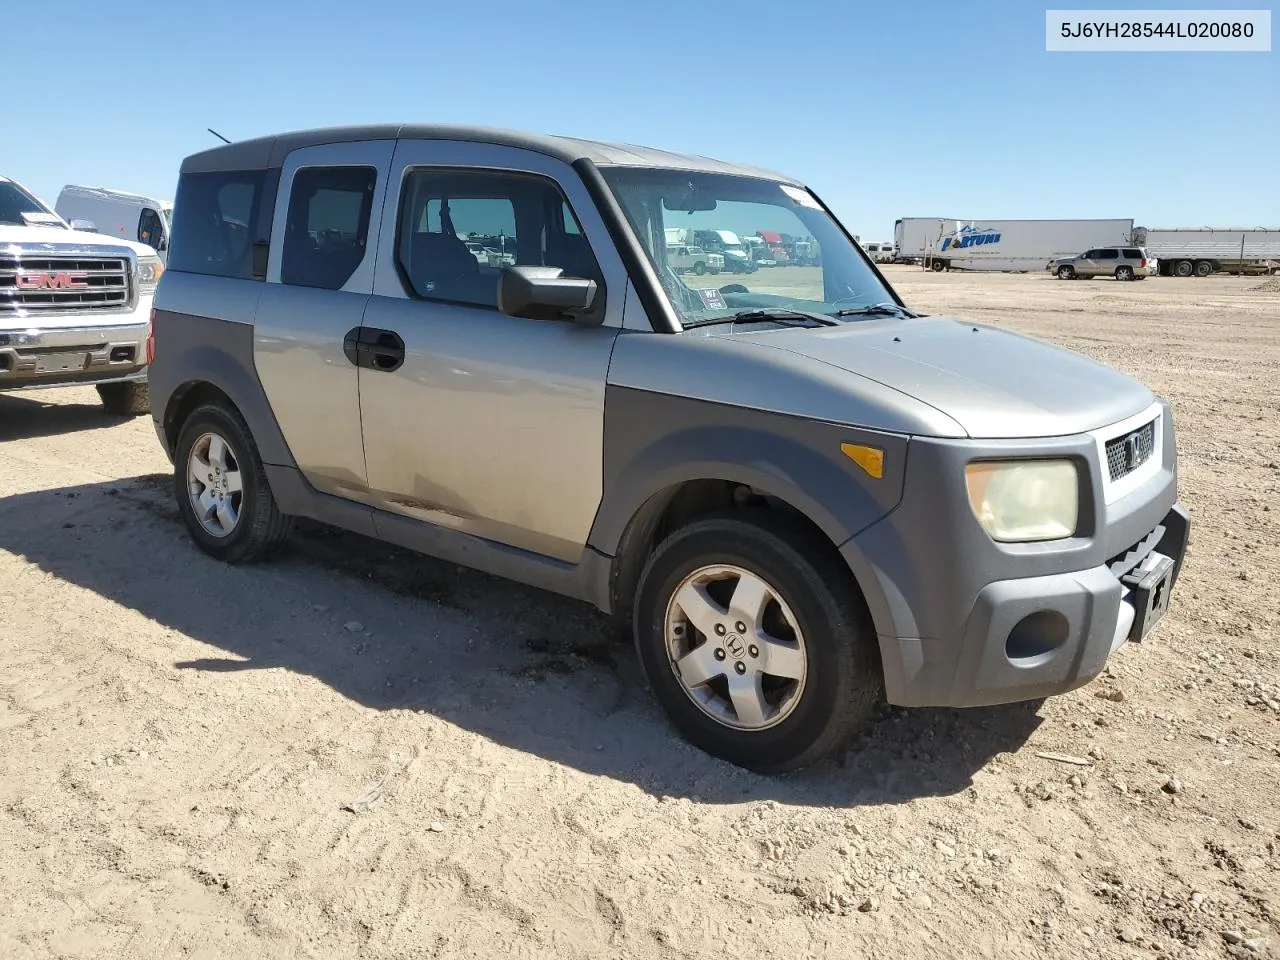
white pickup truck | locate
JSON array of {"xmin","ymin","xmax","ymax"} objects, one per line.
[
  {"xmin": 666, "ymin": 244, "xmax": 724, "ymax": 276},
  {"xmin": 1, "ymin": 174, "xmax": 162, "ymax": 414}
]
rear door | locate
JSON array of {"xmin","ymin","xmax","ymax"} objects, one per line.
[
  {"xmin": 1095, "ymin": 247, "xmax": 1119, "ymax": 276},
  {"xmin": 252, "ymin": 139, "xmax": 394, "ymax": 502},
  {"xmin": 358, "ymin": 139, "xmax": 628, "ymax": 562}
]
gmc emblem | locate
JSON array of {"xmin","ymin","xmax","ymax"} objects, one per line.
[{"xmin": 16, "ymin": 272, "xmax": 89, "ymax": 290}]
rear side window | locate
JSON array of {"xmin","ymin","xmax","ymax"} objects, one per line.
[
  {"xmin": 280, "ymin": 165, "xmax": 377, "ymax": 290},
  {"xmin": 168, "ymin": 169, "xmax": 270, "ymax": 279},
  {"xmin": 1123, "ymin": 248, "xmax": 1142, "ymax": 258},
  {"xmin": 395, "ymin": 168, "xmax": 602, "ymax": 310}
]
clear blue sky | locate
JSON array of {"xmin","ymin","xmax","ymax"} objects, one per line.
[{"xmin": 3, "ymin": 0, "xmax": 1275, "ymax": 239}]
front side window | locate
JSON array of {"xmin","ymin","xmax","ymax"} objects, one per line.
[
  {"xmin": 396, "ymin": 168, "xmax": 602, "ymax": 310},
  {"xmin": 168, "ymin": 170, "xmax": 268, "ymax": 279},
  {"xmin": 599, "ymin": 167, "xmax": 897, "ymax": 329},
  {"xmin": 281, "ymin": 165, "xmax": 377, "ymax": 290},
  {"xmin": 138, "ymin": 207, "xmax": 165, "ymax": 249}
]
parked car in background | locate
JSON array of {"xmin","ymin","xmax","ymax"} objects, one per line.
[
  {"xmin": 55, "ymin": 184, "xmax": 173, "ymax": 261},
  {"xmin": 1047, "ymin": 246, "xmax": 1155, "ymax": 281},
  {"xmin": 149, "ymin": 124, "xmax": 1188, "ymax": 773},
  {"xmin": 666, "ymin": 244, "xmax": 722, "ymax": 275},
  {"xmin": 1, "ymin": 174, "xmax": 161, "ymax": 413}
]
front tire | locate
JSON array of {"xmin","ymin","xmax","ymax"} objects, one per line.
[
  {"xmin": 1058, "ymin": 265, "xmax": 1075, "ymax": 280},
  {"xmin": 633, "ymin": 511, "xmax": 880, "ymax": 773},
  {"xmin": 173, "ymin": 402, "xmax": 293, "ymax": 564},
  {"xmin": 97, "ymin": 381, "xmax": 150, "ymax": 415}
]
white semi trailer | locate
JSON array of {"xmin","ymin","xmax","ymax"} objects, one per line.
[
  {"xmin": 1134, "ymin": 227, "xmax": 1280, "ymax": 277},
  {"xmin": 894, "ymin": 217, "xmax": 1135, "ymax": 272}
]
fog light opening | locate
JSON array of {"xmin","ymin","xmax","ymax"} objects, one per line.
[{"xmin": 1006, "ymin": 610, "xmax": 1070, "ymax": 666}]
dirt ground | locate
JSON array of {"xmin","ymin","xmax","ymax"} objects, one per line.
[{"xmin": 2, "ymin": 266, "xmax": 1277, "ymax": 959}]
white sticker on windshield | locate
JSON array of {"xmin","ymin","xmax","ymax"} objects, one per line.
[
  {"xmin": 698, "ymin": 288, "xmax": 727, "ymax": 311},
  {"xmin": 779, "ymin": 185, "xmax": 822, "ymax": 209}
]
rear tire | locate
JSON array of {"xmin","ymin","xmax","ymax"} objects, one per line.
[
  {"xmin": 693, "ymin": 261, "xmax": 706, "ymax": 275},
  {"xmin": 1115, "ymin": 265, "xmax": 1134, "ymax": 281},
  {"xmin": 1194, "ymin": 260, "xmax": 1213, "ymax": 277},
  {"xmin": 97, "ymin": 381, "xmax": 150, "ymax": 416},
  {"xmin": 173, "ymin": 402, "xmax": 293, "ymax": 564},
  {"xmin": 633, "ymin": 510, "xmax": 881, "ymax": 773},
  {"xmin": 931, "ymin": 259, "xmax": 946, "ymax": 272},
  {"xmin": 1174, "ymin": 260, "xmax": 1194, "ymax": 277}
]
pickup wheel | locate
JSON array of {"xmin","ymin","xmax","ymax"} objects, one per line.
[
  {"xmin": 173, "ymin": 402, "xmax": 293, "ymax": 564},
  {"xmin": 693, "ymin": 261, "xmax": 707, "ymax": 275},
  {"xmin": 633, "ymin": 510, "xmax": 880, "ymax": 773},
  {"xmin": 96, "ymin": 381, "xmax": 150, "ymax": 415}
]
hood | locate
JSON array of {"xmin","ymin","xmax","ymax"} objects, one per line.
[
  {"xmin": 0, "ymin": 224, "xmax": 154, "ymax": 257},
  {"xmin": 736, "ymin": 315, "xmax": 1153, "ymax": 439}
]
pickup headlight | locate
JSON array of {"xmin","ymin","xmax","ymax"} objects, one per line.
[
  {"xmin": 965, "ymin": 459, "xmax": 1079, "ymax": 542},
  {"xmin": 136, "ymin": 255, "xmax": 165, "ymax": 293}
]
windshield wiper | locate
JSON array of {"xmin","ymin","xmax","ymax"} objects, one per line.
[
  {"xmin": 682, "ymin": 309, "xmax": 839, "ymax": 330},
  {"xmin": 833, "ymin": 302, "xmax": 916, "ymax": 319}
]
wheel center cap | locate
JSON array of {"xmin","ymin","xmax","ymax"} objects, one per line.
[{"xmin": 725, "ymin": 634, "xmax": 747, "ymax": 660}]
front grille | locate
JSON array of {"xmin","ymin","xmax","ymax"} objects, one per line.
[
  {"xmin": 0, "ymin": 255, "xmax": 131, "ymax": 316},
  {"xmin": 1105, "ymin": 418, "xmax": 1157, "ymax": 481}
]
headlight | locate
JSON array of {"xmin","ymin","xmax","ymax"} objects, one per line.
[
  {"xmin": 136, "ymin": 255, "xmax": 165, "ymax": 293},
  {"xmin": 965, "ymin": 459, "xmax": 1079, "ymax": 542}
]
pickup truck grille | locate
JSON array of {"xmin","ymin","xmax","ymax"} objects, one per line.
[
  {"xmin": 1105, "ymin": 418, "xmax": 1157, "ymax": 481},
  {"xmin": 0, "ymin": 255, "xmax": 131, "ymax": 316}
]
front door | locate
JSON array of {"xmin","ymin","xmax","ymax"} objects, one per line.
[
  {"xmin": 358, "ymin": 142, "xmax": 627, "ymax": 562},
  {"xmin": 251, "ymin": 139, "xmax": 394, "ymax": 501}
]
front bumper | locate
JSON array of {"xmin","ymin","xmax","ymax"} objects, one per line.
[
  {"xmin": 0, "ymin": 321, "xmax": 149, "ymax": 391},
  {"xmin": 844, "ymin": 400, "xmax": 1188, "ymax": 708},
  {"xmin": 863, "ymin": 504, "xmax": 1189, "ymax": 708}
]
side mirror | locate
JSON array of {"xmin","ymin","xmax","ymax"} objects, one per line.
[
  {"xmin": 69, "ymin": 218, "xmax": 97, "ymax": 232},
  {"xmin": 497, "ymin": 265, "xmax": 600, "ymax": 324}
]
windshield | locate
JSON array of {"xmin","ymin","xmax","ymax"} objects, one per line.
[
  {"xmin": 600, "ymin": 167, "xmax": 897, "ymax": 329},
  {"xmin": 0, "ymin": 180, "xmax": 61, "ymax": 227}
]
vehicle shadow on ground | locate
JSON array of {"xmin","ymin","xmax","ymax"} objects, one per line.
[
  {"xmin": 0, "ymin": 475, "xmax": 1044, "ymax": 808},
  {"xmin": 0, "ymin": 393, "xmax": 126, "ymax": 442}
]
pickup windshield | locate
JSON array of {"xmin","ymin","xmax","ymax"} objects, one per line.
[
  {"xmin": 0, "ymin": 180, "xmax": 59, "ymax": 227},
  {"xmin": 599, "ymin": 167, "xmax": 898, "ymax": 329}
]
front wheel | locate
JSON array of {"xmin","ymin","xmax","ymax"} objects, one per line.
[
  {"xmin": 1058, "ymin": 265, "xmax": 1075, "ymax": 279},
  {"xmin": 634, "ymin": 511, "xmax": 881, "ymax": 773},
  {"xmin": 173, "ymin": 402, "xmax": 294, "ymax": 564},
  {"xmin": 97, "ymin": 380, "xmax": 150, "ymax": 415}
]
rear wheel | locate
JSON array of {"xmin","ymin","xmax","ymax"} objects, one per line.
[
  {"xmin": 633, "ymin": 511, "xmax": 881, "ymax": 773},
  {"xmin": 1057, "ymin": 265, "xmax": 1075, "ymax": 280},
  {"xmin": 97, "ymin": 381, "xmax": 150, "ymax": 416},
  {"xmin": 174, "ymin": 403, "xmax": 293, "ymax": 564},
  {"xmin": 931, "ymin": 259, "xmax": 946, "ymax": 272},
  {"xmin": 1115, "ymin": 265, "xmax": 1134, "ymax": 281},
  {"xmin": 1174, "ymin": 260, "xmax": 1194, "ymax": 277},
  {"xmin": 693, "ymin": 261, "xmax": 706, "ymax": 275},
  {"xmin": 1194, "ymin": 260, "xmax": 1213, "ymax": 277}
]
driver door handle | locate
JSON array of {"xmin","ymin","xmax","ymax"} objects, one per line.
[{"xmin": 343, "ymin": 327, "xmax": 405, "ymax": 372}]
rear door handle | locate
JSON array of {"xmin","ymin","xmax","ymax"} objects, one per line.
[{"xmin": 343, "ymin": 327, "xmax": 405, "ymax": 372}]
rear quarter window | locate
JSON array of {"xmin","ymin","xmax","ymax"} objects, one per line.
[{"xmin": 168, "ymin": 169, "xmax": 274, "ymax": 279}]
